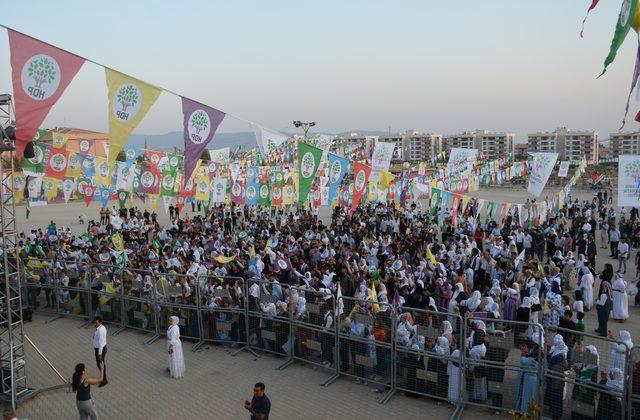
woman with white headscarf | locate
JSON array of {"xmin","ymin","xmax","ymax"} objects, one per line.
[
  {"xmin": 570, "ymin": 345, "xmax": 599, "ymax": 419},
  {"xmin": 468, "ymin": 334, "xmax": 487, "ymax": 401},
  {"xmin": 611, "ymin": 273, "xmax": 629, "ymax": 321},
  {"xmin": 544, "ymin": 334, "xmax": 568, "ymax": 419},
  {"xmin": 465, "ymin": 290, "xmax": 482, "ymax": 313},
  {"xmin": 608, "ymin": 330, "xmax": 633, "ymax": 373},
  {"xmin": 167, "ymin": 316, "xmax": 185, "ymax": 378},
  {"xmin": 503, "ymin": 283, "xmax": 519, "ymax": 321},
  {"xmin": 578, "ymin": 267, "xmax": 594, "ymax": 311},
  {"xmin": 447, "ymin": 349, "xmax": 461, "ymax": 404},
  {"xmin": 595, "ymin": 368, "xmax": 624, "ymax": 420},
  {"xmin": 514, "ymin": 336, "xmax": 541, "ymax": 413}
]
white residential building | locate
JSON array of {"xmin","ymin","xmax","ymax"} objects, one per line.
[
  {"xmin": 610, "ymin": 131, "xmax": 640, "ymax": 159},
  {"xmin": 528, "ymin": 127, "xmax": 599, "ymax": 161},
  {"xmin": 443, "ymin": 129, "xmax": 515, "ymax": 160}
]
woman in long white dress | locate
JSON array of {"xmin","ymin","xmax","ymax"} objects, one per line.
[
  {"xmin": 611, "ymin": 273, "xmax": 629, "ymax": 321},
  {"xmin": 167, "ymin": 316, "xmax": 185, "ymax": 378}
]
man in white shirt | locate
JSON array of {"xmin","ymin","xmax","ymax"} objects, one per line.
[
  {"xmin": 618, "ymin": 237, "xmax": 629, "ymax": 274},
  {"xmin": 92, "ymin": 316, "xmax": 108, "ymax": 387}
]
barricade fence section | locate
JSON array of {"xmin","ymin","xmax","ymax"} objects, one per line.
[
  {"xmin": 544, "ymin": 325, "xmax": 629, "ymax": 420},
  {"xmin": 462, "ymin": 317, "xmax": 545, "ymax": 416},
  {"xmin": 336, "ymin": 296, "xmax": 395, "ymax": 400},
  {"xmin": 245, "ymin": 279, "xmax": 292, "ymax": 358},
  {"xmin": 199, "ymin": 276, "xmax": 247, "ymax": 346},
  {"xmin": 630, "ymin": 346, "xmax": 640, "ymax": 418},
  {"xmin": 394, "ymin": 307, "xmax": 463, "ymax": 404},
  {"xmin": 19, "ymin": 266, "xmax": 640, "ymax": 418}
]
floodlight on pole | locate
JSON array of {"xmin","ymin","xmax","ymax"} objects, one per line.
[{"xmin": 293, "ymin": 120, "xmax": 316, "ymax": 139}]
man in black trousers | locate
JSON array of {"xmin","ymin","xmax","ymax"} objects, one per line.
[{"xmin": 92, "ymin": 316, "xmax": 108, "ymax": 387}]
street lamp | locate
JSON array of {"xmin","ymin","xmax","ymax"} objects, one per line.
[{"xmin": 293, "ymin": 120, "xmax": 316, "ymax": 139}]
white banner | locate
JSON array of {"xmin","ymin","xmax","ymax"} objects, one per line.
[
  {"xmin": 115, "ymin": 161, "xmax": 136, "ymax": 191},
  {"xmin": 447, "ymin": 148, "xmax": 479, "ymax": 171},
  {"xmin": 371, "ymin": 141, "xmax": 396, "ymax": 173},
  {"xmin": 618, "ymin": 155, "xmax": 640, "ymax": 206},
  {"xmin": 211, "ymin": 177, "xmax": 227, "ymax": 203},
  {"xmin": 209, "ymin": 147, "xmax": 230, "ymax": 164},
  {"xmin": 162, "ymin": 195, "xmax": 172, "ymax": 214},
  {"xmin": 527, "ymin": 152, "xmax": 558, "ymax": 197},
  {"xmin": 557, "ymin": 161, "xmax": 570, "ymax": 177},
  {"xmin": 253, "ymin": 124, "xmax": 289, "ymax": 154}
]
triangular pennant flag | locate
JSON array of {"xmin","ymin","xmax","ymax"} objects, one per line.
[
  {"xmin": 105, "ymin": 69, "xmax": 161, "ymax": 168},
  {"xmin": 7, "ymin": 30, "xmax": 85, "ymax": 157},
  {"xmin": 181, "ymin": 97, "xmax": 226, "ymax": 183},
  {"xmin": 296, "ymin": 142, "xmax": 323, "ymax": 206}
]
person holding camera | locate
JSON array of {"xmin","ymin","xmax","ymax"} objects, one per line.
[{"xmin": 72, "ymin": 360, "xmax": 104, "ymax": 420}]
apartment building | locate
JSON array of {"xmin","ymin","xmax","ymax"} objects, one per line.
[
  {"xmin": 443, "ymin": 129, "xmax": 515, "ymax": 160},
  {"xmin": 528, "ymin": 127, "xmax": 599, "ymax": 161},
  {"xmin": 610, "ymin": 131, "xmax": 640, "ymax": 159}
]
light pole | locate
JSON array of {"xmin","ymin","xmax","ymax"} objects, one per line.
[{"xmin": 293, "ymin": 120, "xmax": 316, "ymax": 140}]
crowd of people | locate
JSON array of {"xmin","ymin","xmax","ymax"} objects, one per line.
[{"xmin": 19, "ymin": 191, "xmax": 640, "ymax": 417}]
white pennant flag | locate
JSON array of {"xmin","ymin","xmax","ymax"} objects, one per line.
[
  {"xmin": 62, "ymin": 178, "xmax": 76, "ymax": 203},
  {"xmin": 253, "ymin": 124, "xmax": 289, "ymax": 154},
  {"xmin": 229, "ymin": 162, "xmax": 241, "ymax": 182}
]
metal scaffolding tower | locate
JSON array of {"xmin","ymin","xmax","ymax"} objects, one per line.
[{"xmin": 0, "ymin": 94, "xmax": 30, "ymax": 409}]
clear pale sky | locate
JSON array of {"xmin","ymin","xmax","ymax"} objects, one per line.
[{"xmin": 0, "ymin": 0, "xmax": 637, "ymax": 142}]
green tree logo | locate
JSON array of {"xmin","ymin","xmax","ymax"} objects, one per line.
[
  {"xmin": 623, "ymin": 159, "xmax": 640, "ymax": 176},
  {"xmin": 260, "ymin": 185, "xmax": 269, "ymax": 198},
  {"xmin": 50, "ymin": 153, "xmax": 66, "ymax": 170},
  {"xmin": 355, "ymin": 170, "xmax": 366, "ymax": 191},
  {"xmin": 27, "ymin": 56, "xmax": 56, "ymax": 88},
  {"xmin": 117, "ymin": 84, "xmax": 139, "ymax": 112},
  {"xmin": 301, "ymin": 152, "xmax": 316, "ymax": 178},
  {"xmin": 330, "ymin": 160, "xmax": 342, "ymax": 183},
  {"xmin": 190, "ymin": 110, "xmax": 209, "ymax": 134}
]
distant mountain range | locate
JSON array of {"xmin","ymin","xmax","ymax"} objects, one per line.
[{"xmin": 127, "ymin": 130, "xmax": 391, "ymax": 151}]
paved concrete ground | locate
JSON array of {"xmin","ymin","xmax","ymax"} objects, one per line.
[{"xmin": 17, "ymin": 314, "xmax": 475, "ymax": 420}]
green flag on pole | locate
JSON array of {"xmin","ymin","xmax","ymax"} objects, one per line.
[
  {"xmin": 599, "ymin": 0, "xmax": 638, "ymax": 77},
  {"xmin": 429, "ymin": 188, "xmax": 441, "ymax": 218},
  {"xmin": 296, "ymin": 141, "xmax": 323, "ymax": 206}
]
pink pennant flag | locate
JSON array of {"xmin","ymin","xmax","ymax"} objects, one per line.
[
  {"xmin": 8, "ymin": 30, "xmax": 85, "ymax": 157},
  {"xmin": 349, "ymin": 161, "xmax": 372, "ymax": 218}
]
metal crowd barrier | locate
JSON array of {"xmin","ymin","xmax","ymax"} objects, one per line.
[
  {"xmin": 153, "ymin": 273, "xmax": 202, "ymax": 347},
  {"xmin": 241, "ymin": 279, "xmax": 292, "ymax": 363},
  {"xmin": 463, "ymin": 317, "xmax": 545, "ymax": 416},
  {"xmin": 544, "ymin": 325, "xmax": 629, "ymax": 420},
  {"xmin": 282, "ymin": 286, "xmax": 339, "ymax": 386},
  {"xmin": 198, "ymin": 275, "xmax": 246, "ymax": 351},
  {"xmin": 336, "ymin": 296, "xmax": 395, "ymax": 404},
  {"xmin": 120, "ymin": 268, "xmax": 158, "ymax": 341},
  {"xmin": 393, "ymin": 307, "xmax": 464, "ymax": 405},
  {"xmin": 630, "ymin": 346, "xmax": 640, "ymax": 418},
  {"xmin": 21, "ymin": 264, "xmax": 640, "ymax": 419}
]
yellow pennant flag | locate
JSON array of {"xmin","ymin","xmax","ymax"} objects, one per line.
[
  {"xmin": 111, "ymin": 232, "xmax": 124, "ymax": 252},
  {"xmin": 98, "ymin": 283, "xmax": 116, "ymax": 306},
  {"xmin": 93, "ymin": 157, "xmax": 111, "ymax": 187},
  {"xmin": 369, "ymin": 280, "xmax": 380, "ymax": 314},
  {"xmin": 51, "ymin": 131, "xmax": 69, "ymax": 149},
  {"xmin": 378, "ymin": 171, "xmax": 394, "ymax": 190},
  {"xmin": 105, "ymin": 69, "xmax": 162, "ymax": 168},
  {"xmin": 147, "ymin": 194, "xmax": 159, "ymax": 213},
  {"xmin": 12, "ymin": 172, "xmax": 25, "ymax": 204},
  {"xmin": 194, "ymin": 175, "xmax": 210, "ymax": 201},
  {"xmin": 425, "ymin": 246, "xmax": 437, "ymax": 265},
  {"xmin": 43, "ymin": 177, "xmax": 60, "ymax": 202},
  {"xmin": 66, "ymin": 153, "xmax": 82, "ymax": 178},
  {"xmin": 214, "ymin": 255, "xmax": 236, "ymax": 264}
]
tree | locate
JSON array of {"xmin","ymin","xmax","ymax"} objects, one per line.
[
  {"xmin": 191, "ymin": 111, "xmax": 208, "ymax": 134},
  {"xmin": 27, "ymin": 57, "xmax": 56, "ymax": 88},
  {"xmin": 117, "ymin": 85, "xmax": 139, "ymax": 112},
  {"xmin": 200, "ymin": 149, "xmax": 211, "ymax": 161}
]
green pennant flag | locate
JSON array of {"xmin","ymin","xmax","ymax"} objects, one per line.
[
  {"xmin": 160, "ymin": 170, "xmax": 176, "ymax": 197},
  {"xmin": 166, "ymin": 153, "xmax": 182, "ymax": 175},
  {"xmin": 259, "ymin": 182, "xmax": 271, "ymax": 206},
  {"xmin": 429, "ymin": 188, "xmax": 441, "ymax": 217},
  {"xmin": 152, "ymin": 238, "xmax": 161, "ymax": 250},
  {"xmin": 599, "ymin": 0, "xmax": 638, "ymax": 77},
  {"xmin": 117, "ymin": 190, "xmax": 129, "ymax": 209},
  {"xmin": 296, "ymin": 142, "xmax": 323, "ymax": 206},
  {"xmin": 22, "ymin": 142, "xmax": 48, "ymax": 175},
  {"xmin": 486, "ymin": 201, "xmax": 496, "ymax": 219}
]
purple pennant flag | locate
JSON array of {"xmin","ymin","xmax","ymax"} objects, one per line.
[{"xmin": 181, "ymin": 97, "xmax": 225, "ymax": 183}]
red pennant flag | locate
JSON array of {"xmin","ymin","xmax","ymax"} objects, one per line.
[
  {"xmin": 44, "ymin": 147, "xmax": 70, "ymax": 179},
  {"xmin": 83, "ymin": 185, "xmax": 96, "ymax": 207},
  {"xmin": 231, "ymin": 181, "xmax": 245, "ymax": 205},
  {"xmin": 349, "ymin": 161, "xmax": 372, "ymax": 218},
  {"xmin": 8, "ymin": 30, "xmax": 85, "ymax": 157},
  {"xmin": 580, "ymin": 0, "xmax": 601, "ymax": 38},
  {"xmin": 176, "ymin": 194, "xmax": 186, "ymax": 213}
]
